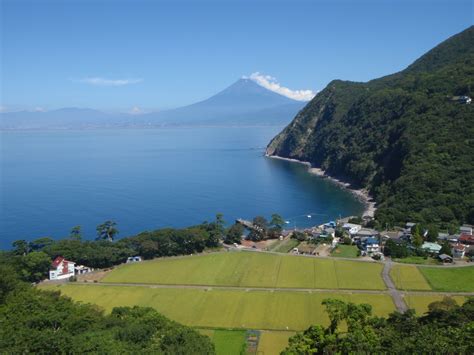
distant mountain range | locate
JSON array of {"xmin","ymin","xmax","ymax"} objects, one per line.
[
  {"xmin": 0, "ymin": 79, "xmax": 306, "ymax": 129},
  {"xmin": 267, "ymin": 26, "xmax": 474, "ymax": 227}
]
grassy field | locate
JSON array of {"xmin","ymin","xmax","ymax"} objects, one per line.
[
  {"xmin": 270, "ymin": 239, "xmax": 299, "ymax": 253},
  {"xmin": 212, "ymin": 330, "xmax": 246, "ymax": 354},
  {"xmin": 419, "ymin": 266, "xmax": 474, "ymax": 292},
  {"xmin": 390, "ymin": 264, "xmax": 474, "ymax": 292},
  {"xmin": 404, "ymin": 295, "xmax": 467, "ymax": 315},
  {"xmin": 390, "ymin": 264, "xmax": 432, "ymax": 290},
  {"xmin": 197, "ymin": 329, "xmax": 246, "ymax": 355},
  {"xmin": 330, "ymin": 245, "xmax": 359, "ymax": 258},
  {"xmin": 102, "ymin": 252, "xmax": 386, "ymax": 290},
  {"xmin": 257, "ymin": 331, "xmax": 294, "ymax": 354},
  {"xmin": 41, "ymin": 284, "xmax": 395, "ymax": 331}
]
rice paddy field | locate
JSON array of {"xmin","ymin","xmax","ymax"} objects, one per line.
[
  {"xmin": 41, "ymin": 284, "xmax": 395, "ymax": 331},
  {"xmin": 102, "ymin": 251, "xmax": 386, "ymax": 290},
  {"xmin": 208, "ymin": 330, "xmax": 247, "ymax": 355},
  {"xmin": 257, "ymin": 331, "xmax": 295, "ymax": 354},
  {"xmin": 390, "ymin": 264, "xmax": 474, "ymax": 292},
  {"xmin": 404, "ymin": 295, "xmax": 467, "ymax": 315},
  {"xmin": 418, "ymin": 266, "xmax": 474, "ymax": 292},
  {"xmin": 389, "ymin": 264, "xmax": 432, "ymax": 290},
  {"xmin": 39, "ymin": 252, "xmax": 474, "ymax": 354}
]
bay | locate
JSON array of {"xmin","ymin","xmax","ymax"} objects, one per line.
[{"xmin": 0, "ymin": 127, "xmax": 364, "ymax": 248}]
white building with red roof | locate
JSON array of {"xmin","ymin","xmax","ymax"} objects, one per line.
[{"xmin": 49, "ymin": 256, "xmax": 75, "ymax": 280}]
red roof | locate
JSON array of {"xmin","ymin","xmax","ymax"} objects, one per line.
[
  {"xmin": 459, "ymin": 233, "xmax": 474, "ymax": 244},
  {"xmin": 51, "ymin": 256, "xmax": 73, "ymax": 269},
  {"xmin": 452, "ymin": 243, "xmax": 466, "ymax": 251}
]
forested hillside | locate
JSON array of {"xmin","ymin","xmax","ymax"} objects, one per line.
[{"xmin": 267, "ymin": 26, "xmax": 474, "ymax": 228}]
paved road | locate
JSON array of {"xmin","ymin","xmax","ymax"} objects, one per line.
[{"xmin": 382, "ymin": 261, "xmax": 408, "ymax": 313}]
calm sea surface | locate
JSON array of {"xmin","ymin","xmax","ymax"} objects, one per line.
[{"xmin": 0, "ymin": 127, "xmax": 364, "ymax": 248}]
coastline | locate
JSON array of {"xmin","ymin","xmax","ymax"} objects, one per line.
[{"xmin": 266, "ymin": 154, "xmax": 376, "ymax": 218}]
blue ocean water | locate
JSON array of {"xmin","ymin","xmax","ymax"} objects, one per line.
[{"xmin": 0, "ymin": 127, "xmax": 364, "ymax": 248}]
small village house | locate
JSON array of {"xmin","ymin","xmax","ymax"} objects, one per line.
[
  {"xmin": 452, "ymin": 243, "xmax": 466, "ymax": 258},
  {"xmin": 356, "ymin": 228, "xmax": 379, "ymax": 239},
  {"xmin": 126, "ymin": 256, "xmax": 143, "ymax": 263},
  {"xmin": 74, "ymin": 265, "xmax": 94, "ymax": 275},
  {"xmin": 49, "ymin": 256, "xmax": 75, "ymax": 280},
  {"xmin": 361, "ymin": 237, "xmax": 380, "ymax": 255},
  {"xmin": 460, "ymin": 225, "xmax": 473, "ymax": 235},
  {"xmin": 342, "ymin": 223, "xmax": 362, "ymax": 235},
  {"xmin": 438, "ymin": 254, "xmax": 453, "ymax": 263},
  {"xmin": 459, "ymin": 233, "xmax": 474, "ymax": 245},
  {"xmin": 421, "ymin": 242, "xmax": 442, "ymax": 254}
]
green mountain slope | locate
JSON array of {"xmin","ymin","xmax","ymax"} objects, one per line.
[{"xmin": 267, "ymin": 26, "xmax": 474, "ymax": 227}]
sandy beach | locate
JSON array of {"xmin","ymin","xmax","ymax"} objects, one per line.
[{"xmin": 266, "ymin": 154, "xmax": 376, "ymax": 217}]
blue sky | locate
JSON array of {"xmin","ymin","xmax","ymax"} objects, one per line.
[{"xmin": 1, "ymin": 0, "xmax": 472, "ymax": 112}]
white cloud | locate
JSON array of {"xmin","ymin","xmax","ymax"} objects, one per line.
[
  {"xmin": 129, "ymin": 106, "xmax": 145, "ymax": 115},
  {"xmin": 0, "ymin": 105, "xmax": 7, "ymax": 113},
  {"xmin": 77, "ymin": 77, "xmax": 143, "ymax": 86},
  {"xmin": 243, "ymin": 72, "xmax": 316, "ymax": 101}
]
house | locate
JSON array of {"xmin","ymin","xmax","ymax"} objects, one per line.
[
  {"xmin": 451, "ymin": 243, "xmax": 466, "ymax": 259},
  {"xmin": 437, "ymin": 232, "xmax": 450, "ymax": 242},
  {"xmin": 421, "ymin": 242, "xmax": 442, "ymax": 254},
  {"xmin": 459, "ymin": 233, "xmax": 474, "ymax": 245},
  {"xmin": 356, "ymin": 228, "xmax": 379, "ymax": 239},
  {"xmin": 49, "ymin": 256, "xmax": 75, "ymax": 280},
  {"xmin": 324, "ymin": 228, "xmax": 335, "ymax": 238},
  {"xmin": 460, "ymin": 225, "xmax": 473, "ymax": 235},
  {"xmin": 405, "ymin": 222, "xmax": 416, "ymax": 229},
  {"xmin": 342, "ymin": 223, "xmax": 362, "ymax": 235},
  {"xmin": 74, "ymin": 265, "xmax": 94, "ymax": 275},
  {"xmin": 323, "ymin": 221, "xmax": 337, "ymax": 229},
  {"xmin": 459, "ymin": 96, "xmax": 472, "ymax": 104},
  {"xmin": 362, "ymin": 237, "xmax": 380, "ymax": 255},
  {"xmin": 126, "ymin": 256, "xmax": 143, "ymax": 263},
  {"xmin": 438, "ymin": 254, "xmax": 453, "ymax": 263},
  {"xmin": 382, "ymin": 230, "xmax": 403, "ymax": 242}
]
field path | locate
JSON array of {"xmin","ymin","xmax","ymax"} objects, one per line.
[
  {"xmin": 80, "ymin": 281, "xmax": 474, "ymax": 297},
  {"xmin": 382, "ymin": 261, "xmax": 408, "ymax": 312}
]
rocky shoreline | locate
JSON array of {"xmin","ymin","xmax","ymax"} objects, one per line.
[{"xmin": 266, "ymin": 154, "xmax": 376, "ymax": 217}]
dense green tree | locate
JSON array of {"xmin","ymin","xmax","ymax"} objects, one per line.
[
  {"xmin": 440, "ymin": 241, "xmax": 452, "ymax": 256},
  {"xmin": 12, "ymin": 239, "xmax": 29, "ymax": 256},
  {"xmin": 412, "ymin": 225, "xmax": 424, "ymax": 248},
  {"xmin": 69, "ymin": 225, "xmax": 82, "ymax": 240},
  {"xmin": 224, "ymin": 223, "xmax": 244, "ymax": 244},
  {"xmin": 426, "ymin": 225, "xmax": 439, "ymax": 242},
  {"xmin": 19, "ymin": 251, "xmax": 51, "ymax": 283},
  {"xmin": 383, "ymin": 239, "xmax": 410, "ymax": 258},
  {"xmin": 291, "ymin": 231, "xmax": 307, "ymax": 242},
  {"xmin": 247, "ymin": 216, "xmax": 268, "ymax": 241},
  {"xmin": 208, "ymin": 213, "xmax": 225, "ymax": 247},
  {"xmin": 96, "ymin": 221, "xmax": 119, "ymax": 242},
  {"xmin": 0, "ymin": 264, "xmax": 24, "ymax": 303},
  {"xmin": 0, "ymin": 286, "xmax": 215, "ymax": 354},
  {"xmin": 269, "ymin": 213, "xmax": 285, "ymax": 238},
  {"xmin": 267, "ymin": 26, "xmax": 474, "ymax": 229},
  {"xmin": 29, "ymin": 237, "xmax": 54, "ymax": 251},
  {"xmin": 283, "ymin": 297, "xmax": 474, "ymax": 354}
]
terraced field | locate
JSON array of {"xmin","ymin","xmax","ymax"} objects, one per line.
[{"xmin": 102, "ymin": 251, "xmax": 386, "ymax": 290}]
